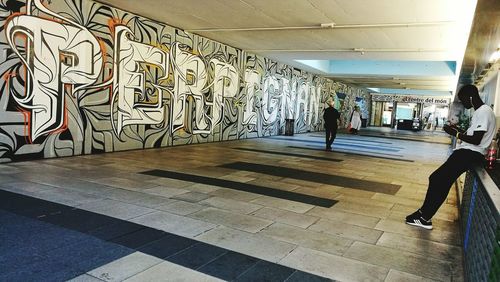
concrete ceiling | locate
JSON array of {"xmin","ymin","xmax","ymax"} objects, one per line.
[{"xmin": 96, "ymin": 0, "xmax": 496, "ymax": 97}]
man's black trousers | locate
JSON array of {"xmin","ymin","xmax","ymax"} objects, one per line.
[
  {"xmin": 325, "ymin": 126, "xmax": 338, "ymax": 148},
  {"xmin": 421, "ymin": 149, "xmax": 484, "ymax": 219}
]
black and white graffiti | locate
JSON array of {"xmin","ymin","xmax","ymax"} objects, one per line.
[{"xmin": 0, "ymin": 0, "xmax": 369, "ymax": 162}]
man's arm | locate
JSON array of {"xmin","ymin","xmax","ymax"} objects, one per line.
[
  {"xmin": 458, "ymin": 130, "xmax": 485, "ymax": 145},
  {"xmin": 443, "ymin": 124, "xmax": 485, "ymax": 145}
]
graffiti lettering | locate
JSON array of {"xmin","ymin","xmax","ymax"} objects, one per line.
[
  {"xmin": 262, "ymin": 75, "xmax": 279, "ymax": 124},
  {"xmin": 242, "ymin": 69, "xmax": 259, "ymax": 125},
  {"xmin": 308, "ymin": 84, "xmax": 321, "ymax": 125},
  {"xmin": 295, "ymin": 81, "xmax": 309, "ymax": 122},
  {"xmin": 5, "ymin": 10, "xmax": 102, "ymax": 140},
  {"xmin": 112, "ymin": 25, "xmax": 168, "ymax": 136}
]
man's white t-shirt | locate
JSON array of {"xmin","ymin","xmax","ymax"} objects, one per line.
[{"xmin": 455, "ymin": 104, "xmax": 496, "ymax": 154}]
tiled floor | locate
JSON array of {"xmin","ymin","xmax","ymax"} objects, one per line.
[{"xmin": 0, "ymin": 129, "xmax": 463, "ymax": 281}]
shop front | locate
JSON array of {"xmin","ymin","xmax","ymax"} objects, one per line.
[{"xmin": 370, "ymin": 94, "xmax": 450, "ymax": 130}]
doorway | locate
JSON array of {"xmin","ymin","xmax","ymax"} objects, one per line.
[{"xmin": 370, "ymin": 101, "xmax": 393, "ymax": 127}]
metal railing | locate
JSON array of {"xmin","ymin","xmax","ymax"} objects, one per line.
[{"xmin": 461, "ymin": 167, "xmax": 500, "ymax": 281}]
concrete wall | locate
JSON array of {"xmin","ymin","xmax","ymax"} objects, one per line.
[{"xmin": 0, "ymin": 0, "xmax": 368, "ymax": 162}]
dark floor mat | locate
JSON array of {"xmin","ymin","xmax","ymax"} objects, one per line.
[
  {"xmin": 140, "ymin": 170, "xmax": 337, "ymax": 208},
  {"xmin": 267, "ymin": 136, "xmax": 402, "ymax": 151},
  {"xmin": 0, "ymin": 190, "xmax": 332, "ymax": 282},
  {"xmin": 218, "ymin": 161, "xmax": 401, "ymax": 195},
  {"xmin": 288, "ymin": 146, "xmax": 414, "ymax": 162},
  {"xmin": 232, "ymin": 147, "xmax": 343, "ymax": 162}
]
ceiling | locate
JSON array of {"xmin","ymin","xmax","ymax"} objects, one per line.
[{"xmin": 96, "ymin": 0, "xmax": 499, "ymax": 98}]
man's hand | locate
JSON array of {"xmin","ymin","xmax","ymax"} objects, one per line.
[{"xmin": 443, "ymin": 124, "xmax": 459, "ymax": 136}]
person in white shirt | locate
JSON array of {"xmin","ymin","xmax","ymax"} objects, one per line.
[
  {"xmin": 349, "ymin": 106, "xmax": 362, "ymax": 134},
  {"xmin": 406, "ymin": 84, "xmax": 496, "ymax": 230}
]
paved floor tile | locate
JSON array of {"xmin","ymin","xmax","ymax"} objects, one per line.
[
  {"xmin": 384, "ymin": 269, "xmax": 440, "ymax": 281},
  {"xmin": 334, "ymin": 195, "xmax": 395, "ymax": 209},
  {"xmin": 308, "ymin": 218, "xmax": 383, "ymax": 244},
  {"xmin": 200, "ymin": 196, "xmax": 262, "ymax": 214},
  {"xmin": 88, "ymin": 177, "xmax": 158, "ymax": 191},
  {"xmin": 196, "ymin": 226, "xmax": 297, "ymax": 263},
  {"xmin": 142, "ymin": 185, "xmax": 191, "ymax": 198},
  {"xmin": 87, "ymin": 252, "xmax": 162, "ymax": 281},
  {"xmin": 374, "ymin": 219, "xmax": 460, "ymax": 246},
  {"xmin": 209, "ymin": 188, "xmax": 261, "ymax": 201},
  {"xmin": 130, "ymin": 211, "xmax": 217, "ymax": 237},
  {"xmin": 78, "ymin": 199, "xmax": 156, "ymax": 220},
  {"xmin": 88, "ymin": 220, "xmax": 146, "ymax": 241},
  {"xmin": 250, "ymin": 196, "xmax": 315, "ymax": 213},
  {"xmin": 197, "ymin": 251, "xmax": 259, "ymax": 280},
  {"xmin": 259, "ymin": 223, "xmax": 353, "ymax": 256},
  {"xmin": 182, "ymin": 183, "xmax": 221, "ymax": 193},
  {"xmin": 306, "ymin": 207, "xmax": 380, "ymax": 228},
  {"xmin": 251, "ymin": 207, "xmax": 319, "ymax": 228},
  {"xmin": 171, "ymin": 191, "xmax": 212, "ymax": 203},
  {"xmin": 123, "ymin": 261, "xmax": 224, "ymax": 282},
  {"xmin": 67, "ymin": 274, "xmax": 105, "ymax": 282},
  {"xmin": 190, "ymin": 207, "xmax": 273, "ymax": 233},
  {"xmin": 280, "ymin": 247, "xmax": 389, "ymax": 281},
  {"xmin": 168, "ymin": 242, "xmax": 228, "ymax": 269},
  {"xmin": 110, "ymin": 228, "xmax": 167, "ymax": 249},
  {"xmin": 38, "ymin": 208, "xmax": 117, "ymax": 233},
  {"xmin": 139, "ymin": 234, "xmax": 197, "ymax": 259},
  {"xmin": 156, "ymin": 200, "xmax": 204, "ymax": 215},
  {"xmin": 343, "ymin": 241, "xmax": 452, "ymax": 281},
  {"xmin": 285, "ymin": 271, "xmax": 334, "ymax": 282},
  {"xmin": 331, "ymin": 201, "xmax": 392, "ymax": 219},
  {"xmin": 234, "ymin": 260, "xmax": 296, "ymax": 281}
]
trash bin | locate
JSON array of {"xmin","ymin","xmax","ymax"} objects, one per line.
[
  {"xmin": 285, "ymin": 119, "xmax": 295, "ymax": 136},
  {"xmin": 361, "ymin": 118, "xmax": 367, "ymax": 128}
]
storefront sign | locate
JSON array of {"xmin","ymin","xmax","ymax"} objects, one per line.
[{"xmin": 371, "ymin": 94, "xmax": 450, "ymax": 105}]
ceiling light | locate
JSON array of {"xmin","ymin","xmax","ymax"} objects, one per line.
[
  {"xmin": 320, "ymin": 23, "xmax": 336, "ymax": 28},
  {"xmin": 489, "ymin": 47, "xmax": 500, "ymax": 63}
]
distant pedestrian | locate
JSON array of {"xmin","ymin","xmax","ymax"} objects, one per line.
[
  {"xmin": 349, "ymin": 106, "xmax": 362, "ymax": 134},
  {"xmin": 323, "ymin": 98, "xmax": 341, "ymax": 151},
  {"xmin": 406, "ymin": 84, "xmax": 496, "ymax": 230}
]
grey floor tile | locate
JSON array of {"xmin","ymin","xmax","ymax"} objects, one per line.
[
  {"xmin": 196, "ymin": 226, "xmax": 297, "ymax": 263},
  {"xmin": 172, "ymin": 191, "xmax": 212, "ymax": 203},
  {"xmin": 384, "ymin": 269, "xmax": 439, "ymax": 282},
  {"xmin": 190, "ymin": 207, "xmax": 273, "ymax": 233},
  {"xmin": 155, "ymin": 200, "xmax": 204, "ymax": 215},
  {"xmin": 87, "ymin": 252, "xmax": 162, "ymax": 281},
  {"xmin": 130, "ymin": 211, "xmax": 217, "ymax": 237},
  {"xmin": 343, "ymin": 242, "xmax": 452, "ymax": 281},
  {"xmin": 78, "ymin": 199, "xmax": 156, "ymax": 220},
  {"xmin": 200, "ymin": 197, "xmax": 262, "ymax": 214},
  {"xmin": 308, "ymin": 219, "xmax": 383, "ymax": 244},
  {"xmin": 123, "ymin": 261, "xmax": 224, "ymax": 282},
  {"xmin": 66, "ymin": 274, "xmax": 105, "ymax": 282},
  {"xmin": 280, "ymin": 246, "xmax": 389, "ymax": 281},
  {"xmin": 259, "ymin": 223, "xmax": 353, "ymax": 256},
  {"xmin": 251, "ymin": 207, "xmax": 319, "ymax": 228}
]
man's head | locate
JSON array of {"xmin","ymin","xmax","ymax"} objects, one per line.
[
  {"xmin": 457, "ymin": 84, "xmax": 481, "ymax": 109},
  {"xmin": 326, "ymin": 97, "xmax": 334, "ymax": 107}
]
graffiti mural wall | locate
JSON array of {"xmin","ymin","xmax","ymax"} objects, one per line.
[{"xmin": 0, "ymin": 0, "xmax": 369, "ymax": 162}]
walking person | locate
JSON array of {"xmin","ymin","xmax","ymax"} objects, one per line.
[
  {"xmin": 323, "ymin": 98, "xmax": 341, "ymax": 151},
  {"xmin": 349, "ymin": 106, "xmax": 362, "ymax": 134},
  {"xmin": 406, "ymin": 84, "xmax": 496, "ymax": 230}
]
